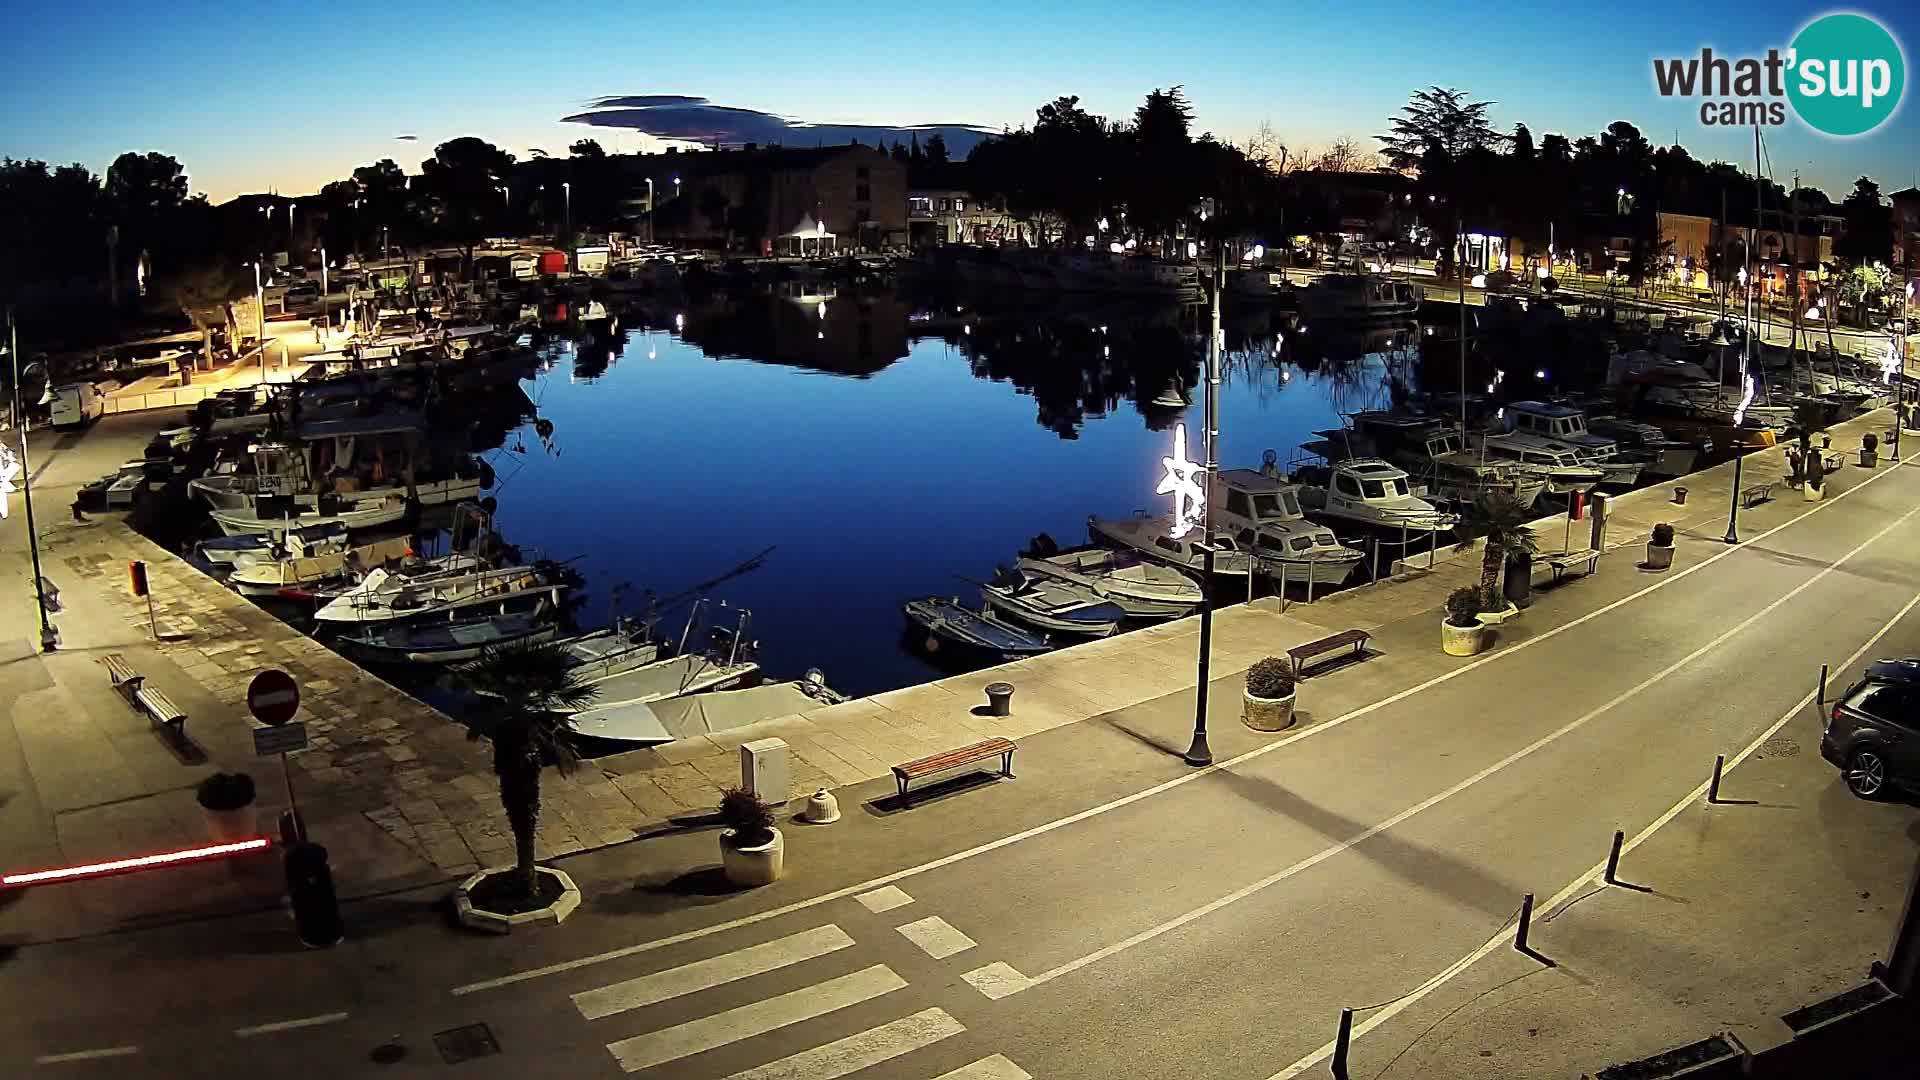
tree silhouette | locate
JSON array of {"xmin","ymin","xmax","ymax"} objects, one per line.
[
  {"xmin": 1838, "ymin": 177, "xmax": 1892, "ymax": 265},
  {"xmin": 419, "ymin": 137, "xmax": 514, "ymax": 267},
  {"xmin": 1377, "ymin": 87, "xmax": 1506, "ymax": 171},
  {"xmin": 925, "ymin": 132, "xmax": 949, "ymax": 164}
]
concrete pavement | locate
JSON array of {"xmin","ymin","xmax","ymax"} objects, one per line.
[{"xmin": 7, "ymin": 413, "xmax": 1920, "ymax": 1076}]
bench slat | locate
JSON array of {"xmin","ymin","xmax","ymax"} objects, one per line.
[
  {"xmin": 1288, "ymin": 629, "xmax": 1368, "ymax": 659},
  {"xmin": 895, "ymin": 738, "xmax": 1015, "ymax": 777},
  {"xmin": 134, "ymin": 687, "xmax": 186, "ymax": 727}
]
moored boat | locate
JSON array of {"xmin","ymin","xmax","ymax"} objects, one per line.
[
  {"xmin": 981, "ymin": 568, "xmax": 1127, "ymax": 638},
  {"xmin": 903, "ymin": 597, "xmax": 1051, "ymax": 660}
]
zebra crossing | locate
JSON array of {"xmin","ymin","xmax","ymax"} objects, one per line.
[{"xmin": 565, "ymin": 888, "xmax": 1031, "ymax": 1078}]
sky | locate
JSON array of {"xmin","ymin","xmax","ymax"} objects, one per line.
[{"xmin": 2, "ymin": 0, "xmax": 1916, "ymax": 203}]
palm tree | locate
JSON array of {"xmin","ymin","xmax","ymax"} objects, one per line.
[
  {"xmin": 461, "ymin": 641, "xmax": 599, "ymax": 898},
  {"xmin": 1456, "ymin": 491, "xmax": 1539, "ymax": 607}
]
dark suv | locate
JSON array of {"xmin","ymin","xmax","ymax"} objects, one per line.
[{"xmin": 1822, "ymin": 659, "xmax": 1920, "ymax": 798}]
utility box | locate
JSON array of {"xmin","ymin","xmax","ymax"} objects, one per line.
[
  {"xmin": 1589, "ymin": 492, "xmax": 1611, "ymax": 551},
  {"xmin": 740, "ymin": 738, "xmax": 791, "ymax": 807}
]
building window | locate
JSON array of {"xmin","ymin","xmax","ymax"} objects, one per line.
[
  {"xmin": 954, "ymin": 199, "xmax": 966, "ymax": 212},
  {"xmin": 856, "ymin": 184, "xmax": 871, "ymax": 202},
  {"xmin": 908, "ymin": 196, "xmax": 932, "ymax": 215},
  {"xmin": 856, "ymin": 166, "xmax": 870, "ymax": 180},
  {"xmin": 939, "ymin": 198, "xmax": 951, "ymax": 211}
]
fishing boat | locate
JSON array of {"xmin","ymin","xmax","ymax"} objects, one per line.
[
  {"xmin": 570, "ymin": 673, "xmax": 846, "ymax": 747},
  {"xmin": 312, "ymin": 564, "xmax": 559, "ymax": 625},
  {"xmin": 903, "ymin": 597, "xmax": 1052, "ymax": 660},
  {"xmin": 1297, "ymin": 273, "xmax": 1421, "ymax": 321},
  {"xmin": 227, "ymin": 536, "xmax": 412, "ymax": 599},
  {"xmin": 553, "ymin": 619, "xmax": 665, "ymax": 680},
  {"xmin": 574, "ymin": 603, "xmax": 762, "ymax": 705},
  {"xmin": 1583, "ymin": 415, "xmax": 1707, "ymax": 478},
  {"xmin": 1210, "ymin": 469, "xmax": 1368, "ymax": 586},
  {"xmin": 1333, "ymin": 414, "xmax": 1548, "ymax": 508},
  {"xmin": 1016, "ymin": 536, "xmax": 1201, "ymax": 620},
  {"xmin": 209, "ymin": 494, "xmax": 409, "ymax": 537},
  {"xmin": 1292, "ymin": 459, "xmax": 1459, "ymax": 534},
  {"xmin": 981, "ymin": 568, "xmax": 1127, "ymax": 638},
  {"xmin": 1471, "ymin": 433, "xmax": 1607, "ymax": 495},
  {"xmin": 195, "ymin": 522, "xmax": 348, "ymax": 566},
  {"xmin": 1086, "ymin": 513, "xmax": 1255, "ymax": 578},
  {"xmin": 339, "ymin": 610, "xmax": 557, "ymax": 664},
  {"xmin": 1498, "ymin": 401, "xmax": 1649, "ymax": 487}
]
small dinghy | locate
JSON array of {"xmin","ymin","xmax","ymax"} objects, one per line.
[
  {"xmin": 570, "ymin": 672, "xmax": 846, "ymax": 747},
  {"xmin": 981, "ymin": 567, "xmax": 1126, "ymax": 638},
  {"xmin": 341, "ymin": 610, "xmax": 556, "ymax": 664},
  {"xmin": 1016, "ymin": 534, "xmax": 1201, "ymax": 620},
  {"xmin": 228, "ymin": 536, "xmax": 412, "ymax": 598},
  {"xmin": 903, "ymin": 597, "xmax": 1051, "ymax": 660},
  {"xmin": 196, "ymin": 522, "xmax": 348, "ymax": 566}
]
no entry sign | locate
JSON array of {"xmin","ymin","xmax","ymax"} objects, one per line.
[{"xmin": 247, "ymin": 669, "xmax": 301, "ymax": 726}]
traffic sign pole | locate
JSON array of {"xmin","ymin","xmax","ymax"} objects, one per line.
[{"xmin": 247, "ymin": 670, "xmax": 305, "ymax": 842}]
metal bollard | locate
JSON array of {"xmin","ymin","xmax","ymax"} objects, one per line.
[
  {"xmin": 1330, "ymin": 1006, "xmax": 1354, "ymax": 1080},
  {"xmin": 1707, "ymin": 754, "xmax": 1726, "ymax": 804},
  {"xmin": 1819, "ymin": 664, "xmax": 1829, "ymax": 710},
  {"xmin": 1604, "ymin": 830, "xmax": 1624, "ymax": 885},
  {"xmin": 1515, "ymin": 892, "xmax": 1535, "ymax": 954}
]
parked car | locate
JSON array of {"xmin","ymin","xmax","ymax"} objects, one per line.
[
  {"xmin": 49, "ymin": 382, "xmax": 105, "ymax": 428},
  {"xmin": 1822, "ymin": 659, "xmax": 1920, "ymax": 798}
]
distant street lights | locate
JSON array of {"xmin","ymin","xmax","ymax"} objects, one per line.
[{"xmin": 562, "ymin": 181, "xmax": 572, "ymax": 245}]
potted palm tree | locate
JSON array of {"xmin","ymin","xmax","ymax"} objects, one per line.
[
  {"xmin": 454, "ymin": 641, "xmax": 599, "ymax": 930},
  {"xmin": 1456, "ymin": 492, "xmax": 1537, "ymax": 621},
  {"xmin": 719, "ymin": 787, "xmax": 784, "ymax": 887},
  {"xmin": 1442, "ymin": 586, "xmax": 1488, "ymax": 656},
  {"xmin": 1804, "ymin": 458, "xmax": 1826, "ymax": 501},
  {"xmin": 1861, "ymin": 432, "xmax": 1878, "ymax": 468},
  {"xmin": 1242, "ymin": 657, "xmax": 1297, "ymax": 731},
  {"xmin": 197, "ymin": 772, "xmax": 257, "ymax": 842},
  {"xmin": 1646, "ymin": 523, "xmax": 1675, "ymax": 570}
]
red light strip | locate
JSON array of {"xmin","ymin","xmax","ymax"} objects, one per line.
[{"xmin": 1, "ymin": 837, "xmax": 272, "ymax": 887}]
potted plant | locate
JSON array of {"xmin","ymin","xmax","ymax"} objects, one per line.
[
  {"xmin": 719, "ymin": 787, "xmax": 784, "ymax": 887},
  {"xmin": 197, "ymin": 772, "xmax": 257, "ymax": 842},
  {"xmin": 1456, "ymin": 492, "xmax": 1537, "ymax": 619},
  {"xmin": 1242, "ymin": 657, "xmax": 1297, "ymax": 731},
  {"xmin": 1805, "ymin": 460, "xmax": 1826, "ymax": 501},
  {"xmin": 1645, "ymin": 523, "xmax": 1676, "ymax": 571},
  {"xmin": 1441, "ymin": 586, "xmax": 1488, "ymax": 656},
  {"xmin": 1861, "ymin": 432, "xmax": 1878, "ymax": 467}
]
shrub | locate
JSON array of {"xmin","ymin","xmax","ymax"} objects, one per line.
[
  {"xmin": 1651, "ymin": 522, "xmax": 1675, "ymax": 546},
  {"xmin": 1865, "ymin": 432, "xmax": 1879, "ymax": 451},
  {"xmin": 196, "ymin": 772, "xmax": 255, "ymax": 811},
  {"xmin": 719, "ymin": 787, "xmax": 776, "ymax": 847},
  {"xmin": 1245, "ymin": 657, "xmax": 1296, "ymax": 699},
  {"xmin": 1445, "ymin": 586, "xmax": 1483, "ymax": 627}
]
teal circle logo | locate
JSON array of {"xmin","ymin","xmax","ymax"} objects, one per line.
[{"xmin": 1788, "ymin": 13, "xmax": 1905, "ymax": 136}]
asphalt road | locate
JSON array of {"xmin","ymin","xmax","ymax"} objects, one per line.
[{"xmin": 8, "ymin": 450, "xmax": 1920, "ymax": 1077}]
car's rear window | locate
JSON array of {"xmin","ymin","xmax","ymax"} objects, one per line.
[{"xmin": 1847, "ymin": 683, "xmax": 1910, "ymax": 722}]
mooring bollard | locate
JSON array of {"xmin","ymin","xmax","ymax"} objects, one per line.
[
  {"xmin": 1674, "ymin": 486, "xmax": 1688, "ymax": 505},
  {"xmin": 1330, "ymin": 1006, "xmax": 1354, "ymax": 1080},
  {"xmin": 1707, "ymin": 754, "xmax": 1726, "ymax": 804},
  {"xmin": 1514, "ymin": 892, "xmax": 1535, "ymax": 954},
  {"xmin": 985, "ymin": 682, "xmax": 1014, "ymax": 718},
  {"xmin": 1604, "ymin": 830, "xmax": 1625, "ymax": 885}
]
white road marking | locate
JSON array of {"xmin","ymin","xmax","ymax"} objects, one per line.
[
  {"xmin": 961, "ymin": 962, "xmax": 1033, "ymax": 1000},
  {"xmin": 233, "ymin": 1011, "xmax": 350, "ymax": 1037},
  {"xmin": 1016, "ymin": 498, "xmax": 1920, "ymax": 992},
  {"xmin": 896, "ymin": 915, "xmax": 976, "ymax": 959},
  {"xmin": 854, "ymin": 885, "xmax": 914, "ymax": 913},
  {"xmin": 605, "ymin": 964, "xmax": 906, "ymax": 1074},
  {"xmin": 1266, "ymin": 582, "xmax": 1920, "ymax": 1079},
  {"xmin": 933, "ymin": 1053, "xmax": 1036, "ymax": 1079},
  {"xmin": 574, "ymin": 925, "xmax": 854, "ymax": 1021},
  {"xmin": 453, "ymin": 451, "xmax": 1904, "ymax": 998},
  {"xmin": 721, "ymin": 1007, "xmax": 963, "ymax": 1080},
  {"xmin": 34, "ymin": 1046, "xmax": 139, "ymax": 1064}
]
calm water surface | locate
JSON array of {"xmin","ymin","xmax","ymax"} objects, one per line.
[{"xmin": 486, "ymin": 292, "xmax": 1408, "ymax": 697}]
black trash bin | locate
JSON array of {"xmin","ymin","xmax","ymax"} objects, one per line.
[
  {"xmin": 1504, "ymin": 553, "xmax": 1534, "ymax": 609},
  {"xmin": 285, "ymin": 842, "xmax": 344, "ymax": 948}
]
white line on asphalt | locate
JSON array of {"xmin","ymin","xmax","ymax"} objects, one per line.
[
  {"xmin": 451, "ymin": 452, "xmax": 1907, "ymax": 998},
  {"xmin": 720, "ymin": 1007, "xmax": 964, "ymax": 1080},
  {"xmin": 604, "ymin": 964, "xmax": 906, "ymax": 1074},
  {"xmin": 573, "ymin": 924, "xmax": 855, "ymax": 1021},
  {"xmin": 233, "ymin": 1012, "xmax": 350, "ymax": 1038},
  {"xmin": 1018, "ymin": 500, "xmax": 1920, "ymax": 992},
  {"xmin": 34, "ymin": 1046, "xmax": 140, "ymax": 1064},
  {"xmin": 961, "ymin": 962, "xmax": 1033, "ymax": 1000},
  {"xmin": 896, "ymin": 915, "xmax": 977, "ymax": 959},
  {"xmin": 854, "ymin": 885, "xmax": 915, "ymax": 913},
  {"xmin": 1266, "ymin": 582, "xmax": 1920, "ymax": 1080},
  {"xmin": 932, "ymin": 1053, "xmax": 1036, "ymax": 1079}
]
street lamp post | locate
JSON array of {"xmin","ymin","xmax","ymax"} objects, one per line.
[
  {"xmin": 1186, "ymin": 245, "xmax": 1225, "ymax": 767},
  {"xmin": 562, "ymin": 181, "xmax": 572, "ymax": 247},
  {"xmin": 8, "ymin": 312, "xmax": 57, "ymax": 651},
  {"xmin": 250, "ymin": 260, "xmax": 266, "ymax": 375},
  {"xmin": 646, "ymin": 178, "xmax": 655, "ymax": 245}
]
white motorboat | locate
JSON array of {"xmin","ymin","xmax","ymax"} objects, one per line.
[
  {"xmin": 195, "ymin": 522, "xmax": 350, "ymax": 566},
  {"xmin": 981, "ymin": 569, "xmax": 1127, "ymax": 638},
  {"xmin": 1212, "ymin": 469, "xmax": 1366, "ymax": 586},
  {"xmin": 554, "ymin": 620, "xmax": 664, "ymax": 681},
  {"xmin": 191, "ymin": 470, "xmax": 483, "ymax": 511},
  {"xmin": 341, "ymin": 610, "xmax": 558, "ymax": 665},
  {"xmin": 1298, "ymin": 273, "xmax": 1421, "ymax": 321},
  {"xmin": 317, "ymin": 552, "xmax": 490, "ymax": 610},
  {"xmin": 1292, "ymin": 459, "xmax": 1459, "ymax": 534},
  {"xmin": 1016, "ymin": 539, "xmax": 1201, "ymax": 620},
  {"xmin": 210, "ymin": 495, "xmax": 409, "ymax": 537},
  {"xmin": 1472, "ymin": 433, "xmax": 1607, "ymax": 495},
  {"xmin": 1499, "ymin": 401, "xmax": 1649, "ymax": 488},
  {"xmin": 228, "ymin": 536, "xmax": 412, "ymax": 599},
  {"xmin": 570, "ymin": 674, "xmax": 844, "ymax": 746},
  {"xmin": 1087, "ymin": 513, "xmax": 1255, "ymax": 578},
  {"xmin": 313, "ymin": 565, "xmax": 557, "ymax": 625},
  {"xmin": 1584, "ymin": 416, "xmax": 1706, "ymax": 478},
  {"xmin": 1335, "ymin": 414, "xmax": 1548, "ymax": 508}
]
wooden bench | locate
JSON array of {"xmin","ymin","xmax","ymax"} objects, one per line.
[
  {"xmin": 1741, "ymin": 481, "xmax": 1777, "ymax": 508},
  {"xmin": 893, "ymin": 738, "xmax": 1016, "ymax": 805},
  {"xmin": 102, "ymin": 653, "xmax": 143, "ymax": 695},
  {"xmin": 134, "ymin": 686, "xmax": 187, "ymax": 735},
  {"xmin": 1287, "ymin": 629, "xmax": 1371, "ymax": 678},
  {"xmin": 1544, "ymin": 548, "xmax": 1602, "ymax": 585}
]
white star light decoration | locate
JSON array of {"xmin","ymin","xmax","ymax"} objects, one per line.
[{"xmin": 1158, "ymin": 423, "xmax": 1206, "ymax": 538}]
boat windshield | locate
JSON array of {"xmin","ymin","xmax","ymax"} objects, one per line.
[
  {"xmin": 1250, "ymin": 491, "xmax": 1300, "ymax": 518},
  {"xmin": 1361, "ymin": 477, "xmax": 1409, "ymax": 498}
]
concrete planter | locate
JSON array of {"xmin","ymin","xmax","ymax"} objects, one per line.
[
  {"xmin": 1860, "ymin": 449, "xmax": 1877, "ymax": 468},
  {"xmin": 1441, "ymin": 618, "xmax": 1488, "ymax": 656},
  {"xmin": 202, "ymin": 805, "xmax": 258, "ymax": 844},
  {"xmin": 1242, "ymin": 689, "xmax": 1296, "ymax": 731},
  {"xmin": 721, "ymin": 826, "xmax": 784, "ymax": 887},
  {"xmin": 1645, "ymin": 543, "xmax": 1675, "ymax": 571},
  {"xmin": 1477, "ymin": 601, "xmax": 1520, "ymax": 626},
  {"xmin": 1803, "ymin": 482, "xmax": 1824, "ymax": 502},
  {"xmin": 453, "ymin": 866, "xmax": 582, "ymax": 934}
]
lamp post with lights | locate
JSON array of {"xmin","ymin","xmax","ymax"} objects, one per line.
[
  {"xmin": 7, "ymin": 310, "xmax": 57, "ymax": 651},
  {"xmin": 1184, "ymin": 241, "xmax": 1226, "ymax": 767}
]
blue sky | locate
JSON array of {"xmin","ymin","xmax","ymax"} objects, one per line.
[{"xmin": 2, "ymin": 1, "xmax": 1915, "ymax": 202}]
